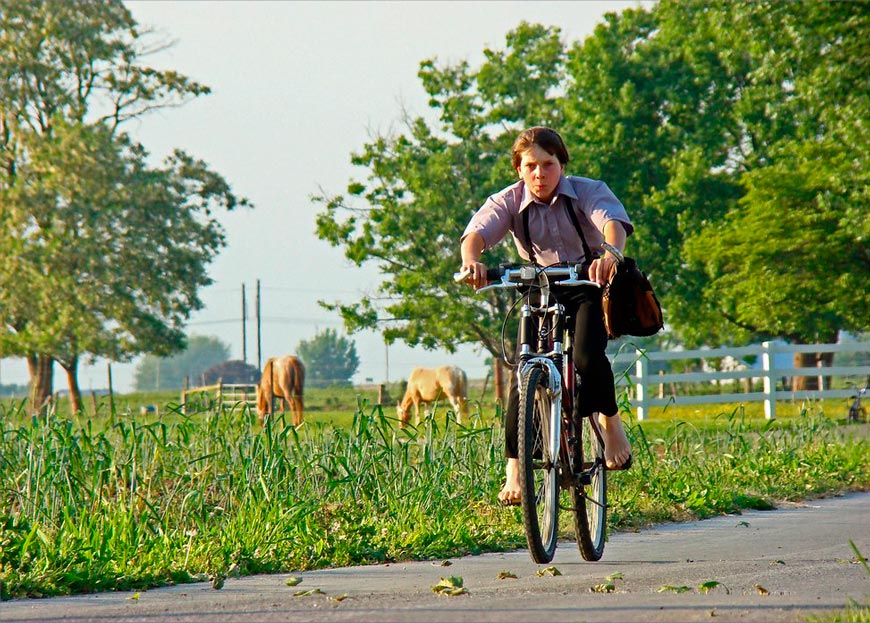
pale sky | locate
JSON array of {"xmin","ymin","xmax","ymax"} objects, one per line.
[{"xmin": 1, "ymin": 0, "xmax": 650, "ymax": 393}]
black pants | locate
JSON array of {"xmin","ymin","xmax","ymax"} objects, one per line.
[{"xmin": 504, "ymin": 286, "xmax": 618, "ymax": 459}]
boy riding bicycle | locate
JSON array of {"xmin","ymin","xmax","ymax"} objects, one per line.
[{"xmin": 457, "ymin": 126, "xmax": 633, "ymax": 505}]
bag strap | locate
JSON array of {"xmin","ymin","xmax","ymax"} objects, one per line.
[
  {"xmin": 521, "ymin": 198, "xmax": 594, "ymax": 266},
  {"xmin": 521, "ymin": 208, "xmax": 536, "ymax": 265}
]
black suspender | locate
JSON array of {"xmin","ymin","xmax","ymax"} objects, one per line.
[{"xmin": 521, "ymin": 198, "xmax": 594, "ymax": 267}]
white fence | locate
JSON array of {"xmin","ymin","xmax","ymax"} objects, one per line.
[{"xmin": 610, "ymin": 341, "xmax": 870, "ymax": 420}]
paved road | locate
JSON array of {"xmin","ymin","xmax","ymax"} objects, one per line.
[{"xmin": 3, "ymin": 492, "xmax": 869, "ymax": 623}]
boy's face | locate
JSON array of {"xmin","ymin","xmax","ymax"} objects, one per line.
[{"xmin": 516, "ymin": 144, "xmax": 564, "ymax": 203}]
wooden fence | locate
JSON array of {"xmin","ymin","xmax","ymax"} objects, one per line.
[
  {"xmin": 180, "ymin": 381, "xmax": 258, "ymax": 414},
  {"xmin": 610, "ymin": 341, "xmax": 870, "ymax": 420}
]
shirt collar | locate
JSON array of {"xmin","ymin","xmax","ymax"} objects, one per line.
[{"xmin": 519, "ymin": 176, "xmax": 577, "ymax": 211}]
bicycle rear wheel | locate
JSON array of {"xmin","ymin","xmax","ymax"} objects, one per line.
[
  {"xmin": 571, "ymin": 413, "xmax": 607, "ymax": 561},
  {"xmin": 518, "ymin": 364, "xmax": 559, "ymax": 564}
]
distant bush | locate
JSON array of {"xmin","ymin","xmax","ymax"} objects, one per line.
[{"xmin": 201, "ymin": 359, "xmax": 260, "ymax": 385}]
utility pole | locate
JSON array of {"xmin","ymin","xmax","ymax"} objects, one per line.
[
  {"xmin": 385, "ymin": 341, "xmax": 390, "ymax": 384},
  {"xmin": 241, "ymin": 283, "xmax": 247, "ymax": 364},
  {"xmin": 256, "ymin": 279, "xmax": 262, "ymax": 371}
]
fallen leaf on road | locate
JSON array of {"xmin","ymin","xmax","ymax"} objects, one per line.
[
  {"xmin": 658, "ymin": 584, "xmax": 691, "ymax": 593},
  {"xmin": 432, "ymin": 576, "xmax": 468, "ymax": 596},
  {"xmin": 591, "ymin": 582, "xmax": 615, "ymax": 593},
  {"xmin": 293, "ymin": 588, "xmax": 324, "ymax": 597},
  {"xmin": 285, "ymin": 577, "xmax": 302, "ymax": 587},
  {"xmin": 497, "ymin": 571, "xmax": 518, "ymax": 579},
  {"xmin": 753, "ymin": 584, "xmax": 769, "ymax": 596},
  {"xmin": 536, "ymin": 566, "xmax": 561, "ymax": 577},
  {"xmin": 699, "ymin": 580, "xmax": 729, "ymax": 594}
]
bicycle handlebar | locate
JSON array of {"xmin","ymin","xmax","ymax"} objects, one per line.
[{"xmin": 453, "ymin": 264, "xmax": 600, "ymax": 293}]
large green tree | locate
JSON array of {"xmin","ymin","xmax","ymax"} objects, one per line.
[
  {"xmin": 315, "ymin": 22, "xmax": 567, "ymax": 362},
  {"xmin": 558, "ymin": 0, "xmax": 869, "ymax": 389},
  {"xmin": 296, "ymin": 329, "xmax": 359, "ymax": 388},
  {"xmin": 0, "ymin": 1, "xmax": 248, "ymax": 412},
  {"xmin": 315, "ymin": 3, "xmax": 869, "ymax": 379}
]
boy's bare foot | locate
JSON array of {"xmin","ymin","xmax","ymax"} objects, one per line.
[
  {"xmin": 497, "ymin": 458, "xmax": 522, "ymax": 505},
  {"xmin": 598, "ymin": 412, "xmax": 632, "ymax": 469}
]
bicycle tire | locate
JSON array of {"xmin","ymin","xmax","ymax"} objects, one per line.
[
  {"xmin": 571, "ymin": 413, "xmax": 607, "ymax": 561},
  {"xmin": 518, "ymin": 364, "xmax": 559, "ymax": 564}
]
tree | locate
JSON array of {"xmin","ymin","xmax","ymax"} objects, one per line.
[
  {"xmin": 315, "ymin": 23, "xmax": 568, "ymax": 364},
  {"xmin": 314, "ymin": 4, "xmax": 869, "ymax": 372},
  {"xmin": 296, "ymin": 329, "xmax": 359, "ymax": 388},
  {"xmin": 201, "ymin": 359, "xmax": 260, "ymax": 385},
  {"xmin": 647, "ymin": 1, "xmax": 870, "ymax": 353},
  {"xmin": 133, "ymin": 335, "xmax": 231, "ymax": 391},
  {"xmin": 0, "ymin": 1, "xmax": 249, "ymax": 413}
]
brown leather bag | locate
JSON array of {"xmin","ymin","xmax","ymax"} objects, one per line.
[{"xmin": 602, "ymin": 255, "xmax": 664, "ymax": 340}]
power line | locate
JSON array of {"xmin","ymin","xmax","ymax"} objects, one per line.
[{"xmin": 188, "ymin": 316, "xmax": 342, "ymax": 327}]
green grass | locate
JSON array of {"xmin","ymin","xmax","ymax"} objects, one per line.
[{"xmin": 1, "ymin": 387, "xmax": 868, "ymax": 600}]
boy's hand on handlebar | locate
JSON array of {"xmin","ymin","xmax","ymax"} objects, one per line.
[
  {"xmin": 590, "ymin": 255, "xmax": 616, "ymax": 285},
  {"xmin": 458, "ymin": 261, "xmax": 488, "ymax": 289}
]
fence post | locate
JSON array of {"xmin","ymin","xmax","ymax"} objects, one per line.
[
  {"xmin": 635, "ymin": 349, "xmax": 648, "ymax": 421},
  {"xmin": 762, "ymin": 341, "xmax": 776, "ymax": 420}
]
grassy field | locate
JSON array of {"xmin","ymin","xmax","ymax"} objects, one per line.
[{"xmin": 1, "ymin": 383, "xmax": 868, "ymax": 602}]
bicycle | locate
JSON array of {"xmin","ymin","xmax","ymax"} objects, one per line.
[
  {"xmin": 848, "ymin": 377, "xmax": 868, "ymax": 423},
  {"xmin": 455, "ymin": 262, "xmax": 608, "ymax": 563}
]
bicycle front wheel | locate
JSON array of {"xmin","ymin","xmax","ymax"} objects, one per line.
[
  {"xmin": 518, "ymin": 365, "xmax": 559, "ymax": 564},
  {"xmin": 571, "ymin": 413, "xmax": 607, "ymax": 561}
]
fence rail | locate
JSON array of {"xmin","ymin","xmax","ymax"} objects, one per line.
[
  {"xmin": 180, "ymin": 381, "xmax": 258, "ymax": 414},
  {"xmin": 610, "ymin": 341, "xmax": 870, "ymax": 420}
]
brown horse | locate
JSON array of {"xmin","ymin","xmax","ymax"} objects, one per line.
[{"xmin": 256, "ymin": 355, "xmax": 305, "ymax": 425}]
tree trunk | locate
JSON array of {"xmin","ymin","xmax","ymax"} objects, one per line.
[
  {"xmin": 27, "ymin": 353, "xmax": 55, "ymax": 415},
  {"xmin": 60, "ymin": 356, "xmax": 85, "ymax": 416},
  {"xmin": 792, "ymin": 351, "xmax": 835, "ymax": 391},
  {"xmin": 493, "ymin": 358, "xmax": 505, "ymax": 409}
]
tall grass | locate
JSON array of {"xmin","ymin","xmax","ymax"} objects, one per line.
[
  {"xmin": 1, "ymin": 396, "xmax": 868, "ymax": 599},
  {"xmin": 0, "ymin": 399, "xmax": 517, "ymax": 599}
]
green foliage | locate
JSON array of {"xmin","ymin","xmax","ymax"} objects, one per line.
[
  {"xmin": 133, "ymin": 335, "xmax": 231, "ymax": 391},
  {"xmin": 313, "ymin": 22, "xmax": 567, "ymax": 360},
  {"xmin": 316, "ymin": 2, "xmax": 869, "ymax": 360},
  {"xmin": 296, "ymin": 329, "xmax": 360, "ymax": 388},
  {"xmin": 0, "ymin": 0, "xmax": 249, "ymax": 409}
]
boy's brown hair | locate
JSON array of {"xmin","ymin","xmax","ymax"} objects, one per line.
[{"xmin": 511, "ymin": 127, "xmax": 570, "ymax": 169}]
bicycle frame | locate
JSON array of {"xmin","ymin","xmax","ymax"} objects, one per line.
[
  {"xmin": 517, "ymin": 293, "xmax": 567, "ymax": 479},
  {"xmin": 455, "ymin": 262, "xmax": 608, "ymax": 562},
  {"xmin": 517, "ymin": 297, "xmax": 604, "ymax": 491}
]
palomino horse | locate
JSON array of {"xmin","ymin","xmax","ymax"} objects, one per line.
[
  {"xmin": 257, "ymin": 355, "xmax": 305, "ymax": 425},
  {"xmin": 397, "ymin": 365, "xmax": 468, "ymax": 426}
]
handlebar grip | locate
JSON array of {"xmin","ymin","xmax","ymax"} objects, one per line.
[{"xmin": 454, "ymin": 267, "xmax": 505, "ymax": 284}]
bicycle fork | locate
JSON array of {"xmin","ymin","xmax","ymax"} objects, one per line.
[{"xmin": 517, "ymin": 298, "xmax": 566, "ymax": 476}]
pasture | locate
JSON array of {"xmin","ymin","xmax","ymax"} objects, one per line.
[{"xmin": 1, "ymin": 381, "xmax": 869, "ymax": 600}]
